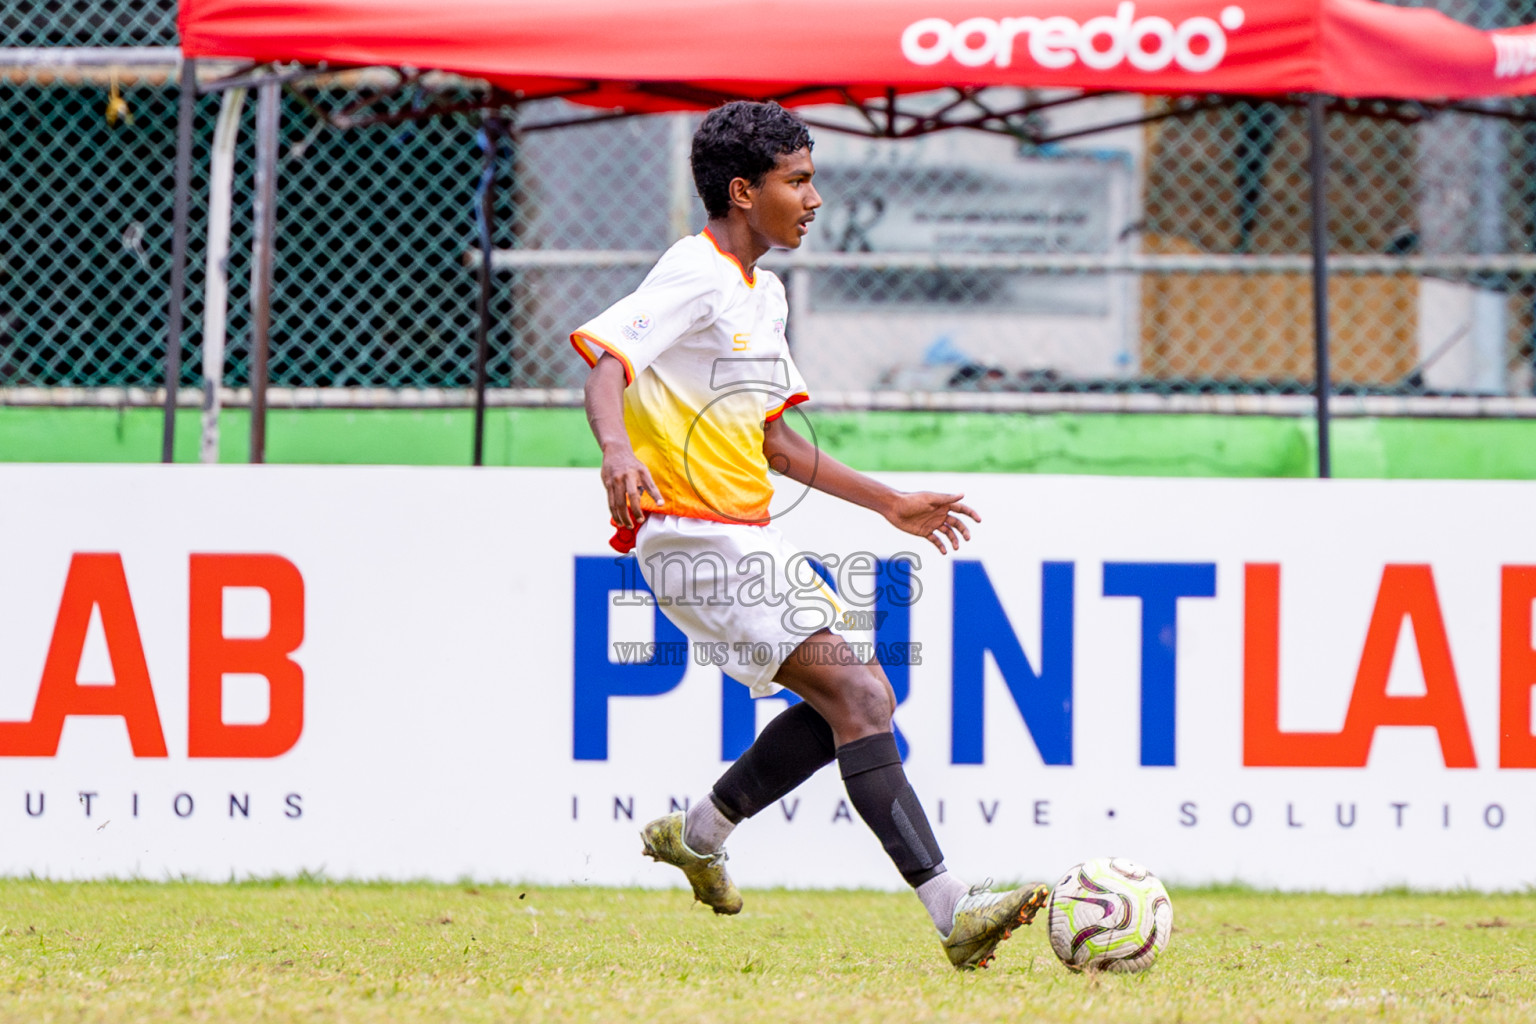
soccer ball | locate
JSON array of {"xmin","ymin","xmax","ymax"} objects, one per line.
[{"xmin": 1047, "ymin": 857, "xmax": 1173, "ymax": 973}]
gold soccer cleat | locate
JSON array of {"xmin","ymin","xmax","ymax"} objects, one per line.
[
  {"xmin": 639, "ymin": 811, "xmax": 743, "ymax": 916},
  {"xmin": 942, "ymin": 880, "xmax": 1050, "ymax": 970}
]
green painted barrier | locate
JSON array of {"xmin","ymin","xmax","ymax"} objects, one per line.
[{"xmin": 2, "ymin": 406, "xmax": 1535, "ymax": 480}]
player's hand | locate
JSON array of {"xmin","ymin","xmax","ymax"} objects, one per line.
[
  {"xmin": 882, "ymin": 492, "xmax": 980, "ymax": 555},
  {"xmin": 600, "ymin": 444, "xmax": 664, "ymax": 528}
]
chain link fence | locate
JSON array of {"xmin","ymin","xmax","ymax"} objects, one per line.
[
  {"xmin": 5, "ymin": 0, "xmax": 1536, "ymax": 404},
  {"xmin": 1, "ymin": 69, "xmax": 505, "ymax": 389},
  {"xmin": 1138, "ymin": 92, "xmax": 1536, "ymax": 398}
]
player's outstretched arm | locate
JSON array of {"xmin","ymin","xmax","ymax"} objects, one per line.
[
  {"xmin": 584, "ymin": 354, "xmax": 662, "ymax": 528},
  {"xmin": 762, "ymin": 417, "xmax": 979, "ymax": 554}
]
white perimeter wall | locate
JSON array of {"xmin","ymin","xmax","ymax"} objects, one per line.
[{"xmin": 1, "ymin": 465, "xmax": 1533, "ymax": 892}]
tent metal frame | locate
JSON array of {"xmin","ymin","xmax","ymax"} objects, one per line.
[{"xmin": 161, "ymin": 61, "xmax": 1536, "ymax": 474}]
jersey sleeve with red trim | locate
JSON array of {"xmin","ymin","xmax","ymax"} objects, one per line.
[
  {"xmin": 569, "ymin": 245, "xmax": 717, "ymax": 383},
  {"xmin": 764, "ymin": 349, "xmax": 810, "ymax": 421}
]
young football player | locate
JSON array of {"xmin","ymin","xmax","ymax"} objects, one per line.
[{"xmin": 571, "ymin": 100, "xmax": 1046, "ymax": 969}]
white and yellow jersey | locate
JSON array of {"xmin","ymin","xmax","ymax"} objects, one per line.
[{"xmin": 571, "ymin": 229, "xmax": 809, "ymax": 529}]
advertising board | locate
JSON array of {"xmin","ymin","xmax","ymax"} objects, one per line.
[{"xmin": 1, "ymin": 465, "xmax": 1533, "ymax": 891}]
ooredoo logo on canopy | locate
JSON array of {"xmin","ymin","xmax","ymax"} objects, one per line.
[{"xmin": 901, "ymin": 2, "xmax": 1247, "ymax": 73}]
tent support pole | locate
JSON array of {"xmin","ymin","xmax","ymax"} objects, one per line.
[
  {"xmin": 472, "ymin": 118, "xmax": 502, "ymax": 467},
  {"xmin": 249, "ymin": 80, "xmax": 280, "ymax": 464},
  {"xmin": 161, "ymin": 57, "xmax": 196, "ymax": 463},
  {"xmin": 201, "ymin": 87, "xmax": 248, "ymax": 464},
  {"xmin": 1308, "ymin": 92, "xmax": 1332, "ymax": 479}
]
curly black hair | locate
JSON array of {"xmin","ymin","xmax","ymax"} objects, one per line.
[{"xmin": 690, "ymin": 101, "xmax": 813, "ymax": 220}]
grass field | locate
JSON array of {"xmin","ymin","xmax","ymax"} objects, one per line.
[{"xmin": 1, "ymin": 880, "xmax": 1533, "ymax": 1022}]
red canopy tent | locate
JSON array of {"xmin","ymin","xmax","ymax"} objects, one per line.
[
  {"xmin": 165, "ymin": 0, "xmax": 1536, "ymax": 472},
  {"xmin": 181, "ymin": 0, "xmax": 1536, "ymax": 103}
]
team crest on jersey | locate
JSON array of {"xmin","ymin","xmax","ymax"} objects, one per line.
[{"xmin": 621, "ymin": 314, "xmax": 654, "ymax": 341}]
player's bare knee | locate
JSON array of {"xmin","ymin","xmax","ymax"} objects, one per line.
[{"xmin": 842, "ymin": 670, "xmax": 893, "ymax": 736}]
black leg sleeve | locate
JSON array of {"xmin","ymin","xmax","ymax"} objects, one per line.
[
  {"xmin": 836, "ymin": 732, "xmax": 946, "ymax": 887},
  {"xmin": 710, "ymin": 700, "xmax": 837, "ymax": 822}
]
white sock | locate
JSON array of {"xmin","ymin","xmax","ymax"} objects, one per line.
[
  {"xmin": 683, "ymin": 796, "xmax": 736, "ymax": 854},
  {"xmin": 916, "ymin": 870, "xmax": 970, "ymax": 936}
]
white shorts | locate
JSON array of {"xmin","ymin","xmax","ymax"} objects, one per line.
[{"xmin": 633, "ymin": 514, "xmax": 876, "ymax": 696}]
